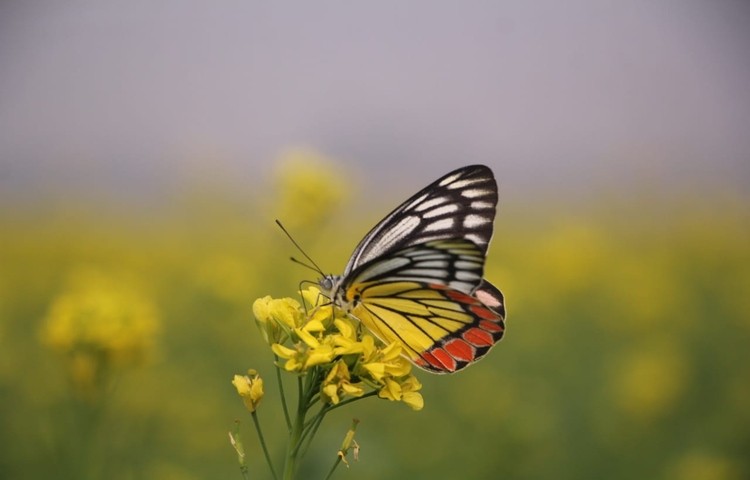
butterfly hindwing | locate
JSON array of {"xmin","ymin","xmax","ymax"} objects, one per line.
[{"xmin": 348, "ymin": 277, "xmax": 505, "ymax": 374}]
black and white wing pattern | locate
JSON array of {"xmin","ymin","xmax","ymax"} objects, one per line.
[{"xmin": 342, "ymin": 165, "xmax": 498, "ymax": 276}]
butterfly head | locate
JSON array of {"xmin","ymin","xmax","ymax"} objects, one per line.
[{"xmin": 318, "ymin": 274, "xmax": 345, "ymax": 303}]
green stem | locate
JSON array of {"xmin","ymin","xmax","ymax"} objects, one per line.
[
  {"xmin": 251, "ymin": 412, "xmax": 279, "ymax": 480},
  {"xmin": 282, "ymin": 376, "xmax": 307, "ymax": 480},
  {"xmin": 326, "ymin": 390, "xmax": 379, "ymax": 413},
  {"xmin": 274, "ymin": 355, "xmax": 292, "ymax": 432},
  {"xmin": 298, "ymin": 406, "xmax": 328, "ymax": 458},
  {"xmin": 323, "ymin": 456, "xmax": 342, "ymax": 480}
]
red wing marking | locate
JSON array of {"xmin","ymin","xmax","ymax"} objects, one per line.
[
  {"xmin": 444, "ymin": 338, "xmax": 474, "ymax": 362},
  {"xmin": 429, "ymin": 348, "xmax": 457, "ymax": 373},
  {"xmin": 441, "ymin": 288, "xmax": 476, "ymax": 304},
  {"xmin": 462, "ymin": 328, "xmax": 494, "ymax": 347},
  {"xmin": 479, "ymin": 319, "xmax": 504, "ymax": 333},
  {"xmin": 470, "ymin": 304, "xmax": 499, "ymax": 320}
]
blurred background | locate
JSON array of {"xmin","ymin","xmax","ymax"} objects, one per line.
[{"xmin": 1, "ymin": 1, "xmax": 749, "ymax": 479}]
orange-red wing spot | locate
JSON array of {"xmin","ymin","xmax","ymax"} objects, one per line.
[
  {"xmin": 470, "ymin": 304, "xmax": 499, "ymax": 320},
  {"xmin": 430, "ymin": 348, "xmax": 457, "ymax": 373},
  {"xmin": 479, "ymin": 319, "xmax": 504, "ymax": 333},
  {"xmin": 462, "ymin": 328, "xmax": 494, "ymax": 347},
  {"xmin": 444, "ymin": 338, "xmax": 474, "ymax": 362},
  {"xmin": 443, "ymin": 289, "xmax": 476, "ymax": 304},
  {"xmin": 419, "ymin": 351, "xmax": 440, "ymax": 371}
]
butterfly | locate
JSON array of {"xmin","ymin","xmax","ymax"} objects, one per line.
[{"xmin": 319, "ymin": 165, "xmax": 505, "ymax": 374}]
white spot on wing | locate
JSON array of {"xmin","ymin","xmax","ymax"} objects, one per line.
[
  {"xmin": 455, "ymin": 260, "xmax": 481, "ymax": 270},
  {"xmin": 403, "ymin": 193, "xmax": 428, "ymax": 211},
  {"xmin": 423, "ymin": 204, "xmax": 459, "ymax": 218},
  {"xmin": 449, "ymin": 280, "xmax": 474, "ymax": 292},
  {"xmin": 423, "ymin": 218, "xmax": 455, "ymax": 232},
  {"xmin": 367, "ymin": 216, "xmax": 421, "ymax": 259},
  {"xmin": 414, "ymin": 196, "xmax": 448, "ymax": 212},
  {"xmin": 456, "ymin": 271, "xmax": 481, "ymax": 281},
  {"xmin": 471, "ymin": 200, "xmax": 494, "ymax": 210},
  {"xmin": 461, "ymin": 188, "xmax": 491, "ymax": 199},
  {"xmin": 399, "ymin": 268, "xmax": 448, "ymax": 278},
  {"xmin": 465, "ymin": 233, "xmax": 486, "ymax": 245},
  {"xmin": 463, "ymin": 214, "xmax": 491, "ymax": 228},
  {"xmin": 375, "ymin": 256, "xmax": 411, "ymax": 271},
  {"xmin": 416, "ymin": 260, "xmax": 449, "ymax": 268},
  {"xmin": 438, "ymin": 172, "xmax": 462, "ymax": 186},
  {"xmin": 389, "ymin": 215, "xmax": 421, "ymax": 238},
  {"xmin": 447, "ymin": 177, "xmax": 485, "ymax": 189},
  {"xmin": 355, "ymin": 256, "xmax": 411, "ymax": 282}
]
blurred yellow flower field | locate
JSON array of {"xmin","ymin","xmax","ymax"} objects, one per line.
[{"xmin": 0, "ymin": 159, "xmax": 748, "ymax": 479}]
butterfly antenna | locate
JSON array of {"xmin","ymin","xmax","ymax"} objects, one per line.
[
  {"xmin": 290, "ymin": 256, "xmax": 321, "ymax": 274},
  {"xmin": 275, "ymin": 219, "xmax": 325, "ymax": 276}
]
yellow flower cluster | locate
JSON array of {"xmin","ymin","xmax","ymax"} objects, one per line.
[
  {"xmin": 232, "ymin": 369, "xmax": 265, "ymax": 413},
  {"xmin": 253, "ymin": 287, "xmax": 424, "ymax": 410},
  {"xmin": 39, "ymin": 267, "xmax": 160, "ymax": 396}
]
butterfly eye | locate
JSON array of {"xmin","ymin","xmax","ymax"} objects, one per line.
[{"xmin": 319, "ymin": 276, "xmax": 334, "ymax": 292}]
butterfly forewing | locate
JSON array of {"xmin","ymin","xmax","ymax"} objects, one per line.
[{"xmin": 343, "ymin": 165, "xmax": 497, "ymax": 275}]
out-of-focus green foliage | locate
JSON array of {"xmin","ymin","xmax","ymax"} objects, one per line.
[{"xmin": 1, "ymin": 159, "xmax": 748, "ymax": 480}]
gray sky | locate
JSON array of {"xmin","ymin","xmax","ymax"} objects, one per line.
[{"xmin": 1, "ymin": 0, "xmax": 749, "ymax": 205}]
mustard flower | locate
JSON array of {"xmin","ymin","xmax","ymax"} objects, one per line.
[
  {"xmin": 39, "ymin": 267, "xmax": 160, "ymax": 397},
  {"xmin": 253, "ymin": 295, "xmax": 304, "ymax": 345},
  {"xmin": 378, "ymin": 375, "xmax": 424, "ymax": 411},
  {"xmin": 232, "ymin": 370, "xmax": 265, "ymax": 413},
  {"xmin": 322, "ymin": 360, "xmax": 365, "ymax": 405},
  {"xmin": 359, "ymin": 340, "xmax": 412, "ymax": 382}
]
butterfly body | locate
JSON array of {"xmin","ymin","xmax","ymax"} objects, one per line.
[{"xmin": 319, "ymin": 165, "xmax": 506, "ymax": 374}]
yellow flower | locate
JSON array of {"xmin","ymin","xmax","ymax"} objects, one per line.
[
  {"xmin": 304, "ymin": 342, "xmax": 336, "ymax": 368},
  {"xmin": 253, "ymin": 296, "xmax": 306, "ymax": 344},
  {"xmin": 272, "ymin": 298, "xmax": 304, "ymax": 329},
  {"xmin": 232, "ymin": 370, "xmax": 265, "ymax": 413},
  {"xmin": 253, "ymin": 296, "xmax": 278, "ymax": 344},
  {"xmin": 301, "ymin": 286, "xmax": 327, "ymax": 309},
  {"xmin": 377, "ymin": 375, "xmax": 424, "ymax": 411},
  {"xmin": 359, "ymin": 340, "xmax": 411, "ymax": 382},
  {"xmin": 270, "ymin": 335, "xmax": 336, "ymax": 371},
  {"xmin": 307, "ymin": 305, "xmax": 337, "ymax": 329},
  {"xmin": 271, "ymin": 343, "xmax": 305, "ymax": 372},
  {"xmin": 39, "ymin": 267, "xmax": 160, "ymax": 397},
  {"xmin": 399, "ymin": 376, "xmax": 424, "ymax": 411},
  {"xmin": 378, "ymin": 378, "xmax": 401, "ymax": 402},
  {"xmin": 295, "ymin": 327, "xmax": 320, "ymax": 348},
  {"xmin": 322, "ymin": 360, "xmax": 365, "ymax": 404},
  {"xmin": 332, "ymin": 319, "xmax": 370, "ymax": 356}
]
